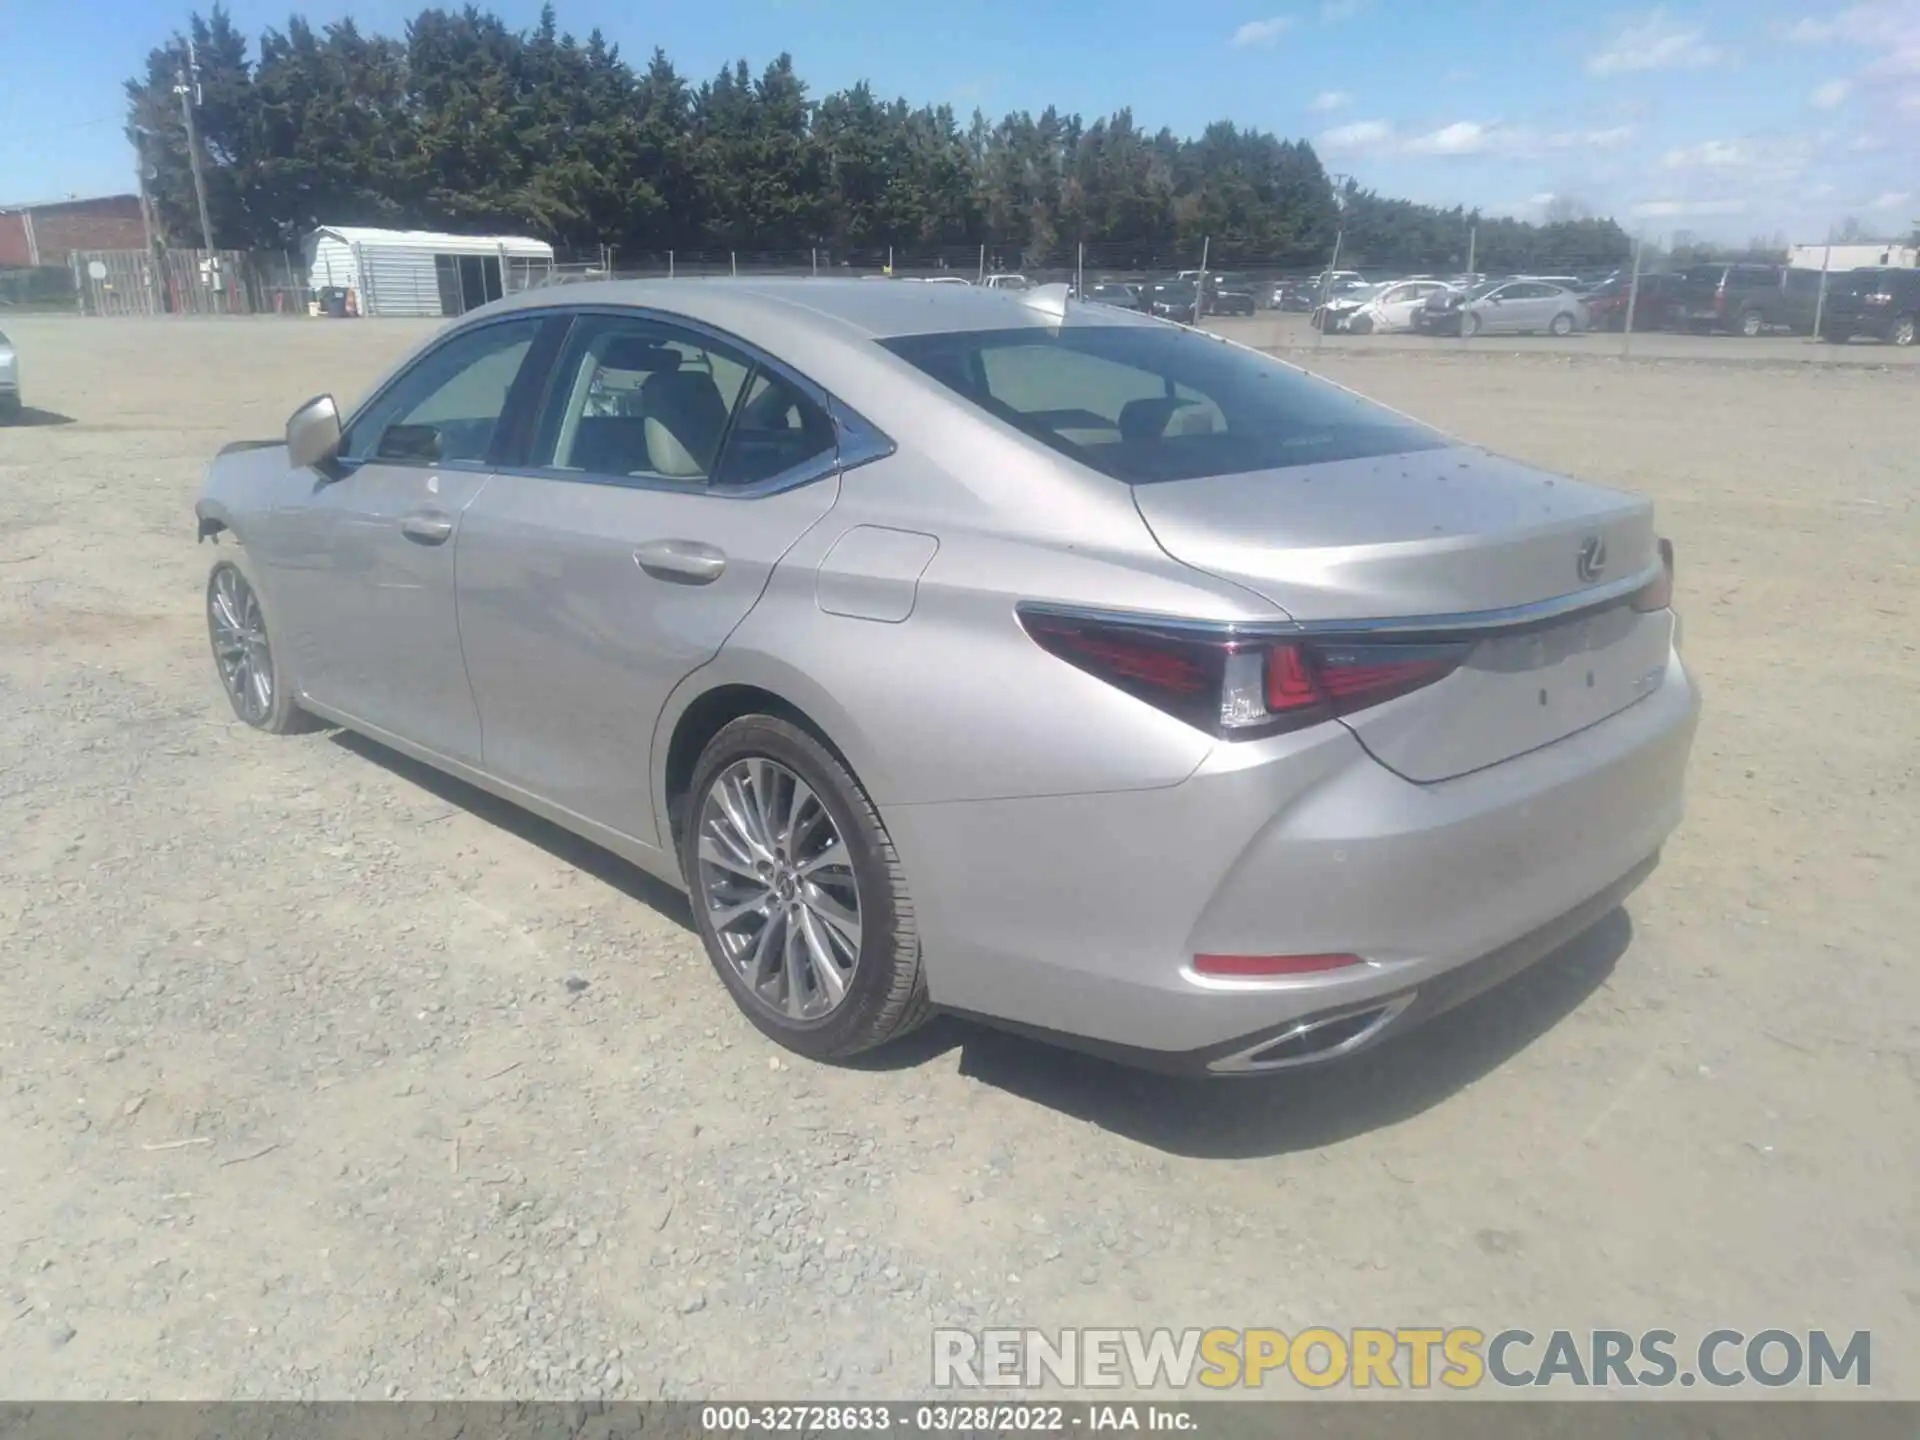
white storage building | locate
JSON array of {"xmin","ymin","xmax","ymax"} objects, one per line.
[{"xmin": 304, "ymin": 226, "xmax": 556, "ymax": 317}]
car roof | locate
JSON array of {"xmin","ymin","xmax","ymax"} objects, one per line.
[{"xmin": 483, "ymin": 276, "xmax": 1153, "ymax": 342}]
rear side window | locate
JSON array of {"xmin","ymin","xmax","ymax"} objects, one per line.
[
  {"xmin": 880, "ymin": 324, "xmax": 1446, "ymax": 484},
  {"xmin": 532, "ymin": 314, "xmax": 834, "ymax": 489}
]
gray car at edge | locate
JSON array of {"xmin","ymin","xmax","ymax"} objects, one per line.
[{"xmin": 195, "ymin": 279, "xmax": 1698, "ymax": 1075}]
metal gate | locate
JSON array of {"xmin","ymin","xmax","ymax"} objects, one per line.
[{"xmin": 72, "ymin": 248, "xmax": 258, "ymax": 316}]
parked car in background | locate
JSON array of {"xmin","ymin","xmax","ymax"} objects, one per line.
[
  {"xmin": 981, "ymin": 273, "xmax": 1031, "ymax": 291},
  {"xmin": 1144, "ymin": 278, "xmax": 1200, "ymax": 323},
  {"xmin": 1582, "ymin": 272, "xmax": 1683, "ymax": 332},
  {"xmin": 0, "ymin": 328, "xmax": 17, "ymax": 421},
  {"xmin": 194, "ymin": 277, "xmax": 1696, "ymax": 1072},
  {"xmin": 1203, "ymin": 273, "xmax": 1258, "ymax": 316},
  {"xmin": 1083, "ymin": 282, "xmax": 1142, "ymax": 309},
  {"xmin": 1341, "ymin": 278, "xmax": 1456, "ymax": 334},
  {"xmin": 1669, "ymin": 263, "xmax": 1821, "ymax": 336},
  {"xmin": 1311, "ymin": 283, "xmax": 1381, "ymax": 332},
  {"xmin": 1418, "ymin": 278, "xmax": 1586, "ymax": 337},
  {"xmin": 1269, "ymin": 279, "xmax": 1318, "ymax": 311},
  {"xmin": 1819, "ymin": 267, "xmax": 1920, "ymax": 346}
]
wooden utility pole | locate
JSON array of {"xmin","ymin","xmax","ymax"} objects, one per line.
[{"xmin": 174, "ymin": 41, "xmax": 217, "ymax": 256}]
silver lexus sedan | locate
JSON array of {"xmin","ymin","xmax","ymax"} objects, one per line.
[{"xmin": 195, "ymin": 280, "xmax": 1698, "ymax": 1074}]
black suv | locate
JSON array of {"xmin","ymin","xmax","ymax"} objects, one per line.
[
  {"xmin": 1819, "ymin": 268, "xmax": 1920, "ymax": 346},
  {"xmin": 1670, "ymin": 263, "xmax": 1822, "ymax": 336}
]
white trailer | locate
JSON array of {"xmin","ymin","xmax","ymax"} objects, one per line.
[{"xmin": 304, "ymin": 226, "xmax": 556, "ymax": 317}]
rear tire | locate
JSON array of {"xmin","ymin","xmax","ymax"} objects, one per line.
[
  {"xmin": 1549, "ymin": 312, "xmax": 1574, "ymax": 337},
  {"xmin": 680, "ymin": 715, "xmax": 931, "ymax": 1062},
  {"xmin": 1739, "ymin": 308, "xmax": 1765, "ymax": 337},
  {"xmin": 1892, "ymin": 315, "xmax": 1916, "ymax": 347}
]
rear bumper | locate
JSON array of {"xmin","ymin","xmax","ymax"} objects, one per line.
[{"xmin": 890, "ymin": 647, "xmax": 1699, "ymax": 1069}]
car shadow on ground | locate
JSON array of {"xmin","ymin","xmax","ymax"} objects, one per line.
[
  {"xmin": 856, "ymin": 908, "xmax": 1633, "ymax": 1160},
  {"xmin": 327, "ymin": 726, "xmax": 1628, "ymax": 1158},
  {"xmin": 5, "ymin": 406, "xmax": 77, "ymax": 427},
  {"xmin": 328, "ymin": 729, "xmax": 693, "ymax": 928}
]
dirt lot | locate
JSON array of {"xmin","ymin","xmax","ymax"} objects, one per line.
[{"xmin": 1, "ymin": 316, "xmax": 1914, "ymax": 1400}]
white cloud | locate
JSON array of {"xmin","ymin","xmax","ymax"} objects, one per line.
[
  {"xmin": 1308, "ymin": 90, "xmax": 1352, "ymax": 112},
  {"xmin": 1403, "ymin": 120, "xmax": 1495, "ymax": 155},
  {"xmin": 1317, "ymin": 119, "xmax": 1396, "ymax": 153},
  {"xmin": 1811, "ymin": 77, "xmax": 1854, "ymax": 105},
  {"xmin": 1547, "ymin": 124, "xmax": 1637, "ymax": 148},
  {"xmin": 1589, "ymin": 9, "xmax": 1730, "ymax": 75},
  {"xmin": 1631, "ymin": 198, "xmax": 1752, "ymax": 217},
  {"xmin": 1230, "ymin": 15, "xmax": 1295, "ymax": 47},
  {"xmin": 1867, "ymin": 188, "xmax": 1914, "ymax": 208},
  {"xmin": 1315, "ymin": 118, "xmax": 1635, "ymax": 160},
  {"xmin": 1662, "ymin": 139, "xmax": 1753, "ymax": 169}
]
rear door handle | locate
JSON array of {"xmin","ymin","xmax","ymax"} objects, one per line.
[
  {"xmin": 635, "ymin": 540, "xmax": 727, "ymax": 585},
  {"xmin": 400, "ymin": 510, "xmax": 456, "ymax": 545}
]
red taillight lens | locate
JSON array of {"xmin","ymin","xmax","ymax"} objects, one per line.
[
  {"xmin": 1632, "ymin": 536, "xmax": 1675, "ymax": 612},
  {"xmin": 1019, "ymin": 608, "xmax": 1470, "ymax": 741},
  {"xmin": 1193, "ymin": 952, "xmax": 1364, "ymax": 977}
]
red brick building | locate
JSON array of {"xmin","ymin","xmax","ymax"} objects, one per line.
[{"xmin": 0, "ymin": 194, "xmax": 147, "ymax": 267}]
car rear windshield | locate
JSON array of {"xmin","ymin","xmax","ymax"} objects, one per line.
[{"xmin": 879, "ymin": 324, "xmax": 1448, "ymax": 484}]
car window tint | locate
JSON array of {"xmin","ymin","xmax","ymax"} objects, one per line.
[
  {"xmin": 535, "ymin": 317, "xmax": 753, "ymax": 484},
  {"xmin": 342, "ymin": 319, "xmax": 540, "ymax": 465},
  {"xmin": 713, "ymin": 371, "xmax": 837, "ymax": 487},
  {"xmin": 976, "ymin": 343, "xmax": 1170, "ymax": 444},
  {"xmin": 881, "ymin": 324, "xmax": 1446, "ymax": 483}
]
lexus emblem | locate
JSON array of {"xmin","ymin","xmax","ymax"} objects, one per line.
[{"xmin": 1576, "ymin": 536, "xmax": 1608, "ymax": 583}]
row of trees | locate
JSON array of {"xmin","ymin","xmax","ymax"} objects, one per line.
[{"xmin": 126, "ymin": 4, "xmax": 1633, "ymax": 272}]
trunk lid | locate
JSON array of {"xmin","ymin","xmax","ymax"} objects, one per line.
[{"xmin": 1131, "ymin": 445, "xmax": 1671, "ymax": 781}]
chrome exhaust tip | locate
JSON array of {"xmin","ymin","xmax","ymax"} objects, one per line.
[{"xmin": 1208, "ymin": 994, "xmax": 1414, "ymax": 1074}]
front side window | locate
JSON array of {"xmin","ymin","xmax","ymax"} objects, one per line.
[
  {"xmin": 881, "ymin": 323, "xmax": 1446, "ymax": 484},
  {"xmin": 342, "ymin": 318, "xmax": 542, "ymax": 466}
]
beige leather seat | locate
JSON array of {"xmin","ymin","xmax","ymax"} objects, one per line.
[{"xmin": 641, "ymin": 370, "xmax": 730, "ymax": 478}]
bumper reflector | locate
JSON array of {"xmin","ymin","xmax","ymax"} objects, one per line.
[{"xmin": 1192, "ymin": 952, "xmax": 1365, "ymax": 978}]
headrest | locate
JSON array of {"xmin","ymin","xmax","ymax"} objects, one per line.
[{"xmin": 597, "ymin": 336, "xmax": 683, "ymax": 373}]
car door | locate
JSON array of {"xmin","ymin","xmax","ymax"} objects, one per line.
[
  {"xmin": 1508, "ymin": 282, "xmax": 1557, "ymax": 332},
  {"xmin": 260, "ymin": 314, "xmax": 554, "ymax": 763},
  {"xmin": 454, "ymin": 311, "xmax": 848, "ymax": 849},
  {"xmin": 1379, "ymin": 283, "xmax": 1430, "ymax": 330}
]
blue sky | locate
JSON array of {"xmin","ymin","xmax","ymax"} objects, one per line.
[{"xmin": 3, "ymin": 0, "xmax": 1916, "ymax": 241}]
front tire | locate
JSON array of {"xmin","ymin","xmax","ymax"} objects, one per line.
[
  {"xmin": 1891, "ymin": 314, "xmax": 1916, "ymax": 347},
  {"xmin": 681, "ymin": 716, "xmax": 931, "ymax": 1061},
  {"xmin": 1739, "ymin": 308, "xmax": 1765, "ymax": 337},
  {"xmin": 1462, "ymin": 312, "xmax": 1482, "ymax": 337},
  {"xmin": 206, "ymin": 558, "xmax": 318, "ymax": 734}
]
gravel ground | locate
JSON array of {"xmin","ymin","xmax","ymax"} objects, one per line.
[{"xmin": 1, "ymin": 316, "xmax": 1914, "ymax": 1400}]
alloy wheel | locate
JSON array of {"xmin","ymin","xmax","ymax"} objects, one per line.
[
  {"xmin": 1893, "ymin": 316, "xmax": 1916, "ymax": 347},
  {"xmin": 209, "ymin": 564, "xmax": 274, "ymax": 725},
  {"xmin": 694, "ymin": 757, "xmax": 862, "ymax": 1022}
]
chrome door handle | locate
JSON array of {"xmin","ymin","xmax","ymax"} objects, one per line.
[
  {"xmin": 634, "ymin": 540, "xmax": 726, "ymax": 585},
  {"xmin": 400, "ymin": 510, "xmax": 455, "ymax": 545}
]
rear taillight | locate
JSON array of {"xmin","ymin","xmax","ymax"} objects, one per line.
[
  {"xmin": 1632, "ymin": 537, "xmax": 1675, "ymax": 612},
  {"xmin": 1193, "ymin": 952, "xmax": 1363, "ymax": 977},
  {"xmin": 1018, "ymin": 608, "xmax": 1472, "ymax": 741}
]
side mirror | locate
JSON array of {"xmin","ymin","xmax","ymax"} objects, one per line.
[{"xmin": 287, "ymin": 394, "xmax": 342, "ymax": 470}]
